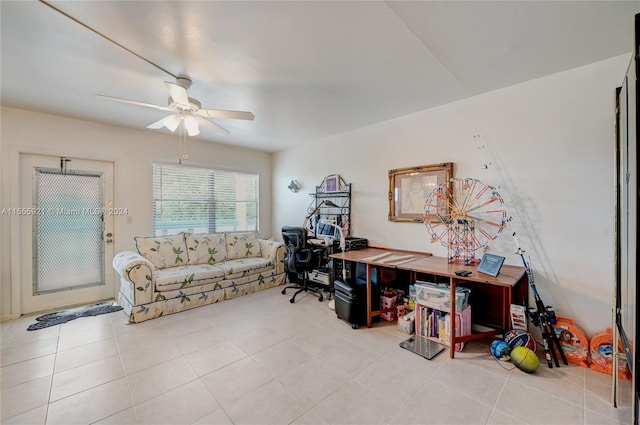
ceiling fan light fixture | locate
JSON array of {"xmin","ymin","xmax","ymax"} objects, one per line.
[
  {"xmin": 164, "ymin": 115, "xmax": 181, "ymax": 132},
  {"xmin": 183, "ymin": 115, "xmax": 200, "ymax": 136}
]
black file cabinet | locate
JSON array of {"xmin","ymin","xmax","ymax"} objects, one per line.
[
  {"xmin": 334, "ymin": 262, "xmax": 383, "ymax": 329},
  {"xmin": 334, "ymin": 260, "xmax": 401, "ymax": 328},
  {"xmin": 335, "ymin": 279, "xmax": 377, "ymax": 329}
]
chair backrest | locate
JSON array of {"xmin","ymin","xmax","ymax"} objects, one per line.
[
  {"xmin": 281, "ymin": 226, "xmax": 307, "ymax": 251},
  {"xmin": 281, "ymin": 226, "xmax": 317, "ymax": 274}
]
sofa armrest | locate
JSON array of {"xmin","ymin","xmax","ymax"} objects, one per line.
[
  {"xmin": 112, "ymin": 251, "xmax": 155, "ymax": 305},
  {"xmin": 259, "ymin": 239, "xmax": 286, "ymax": 275}
]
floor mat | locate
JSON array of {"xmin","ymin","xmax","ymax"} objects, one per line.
[{"xmin": 27, "ymin": 301, "xmax": 123, "ymax": 331}]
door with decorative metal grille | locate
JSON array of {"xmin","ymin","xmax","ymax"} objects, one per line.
[{"xmin": 19, "ymin": 154, "xmax": 115, "ymax": 314}]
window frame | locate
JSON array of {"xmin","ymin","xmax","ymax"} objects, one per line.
[{"xmin": 152, "ymin": 162, "xmax": 259, "ymax": 236}]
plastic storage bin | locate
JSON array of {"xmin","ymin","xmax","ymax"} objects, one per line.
[
  {"xmin": 413, "ymin": 281, "xmax": 470, "ymax": 311},
  {"xmin": 380, "ymin": 294, "xmax": 399, "ymax": 321}
]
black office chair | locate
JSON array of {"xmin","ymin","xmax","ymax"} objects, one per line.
[{"xmin": 281, "ymin": 226, "xmax": 324, "ymax": 303}]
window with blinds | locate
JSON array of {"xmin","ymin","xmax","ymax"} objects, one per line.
[{"xmin": 152, "ymin": 163, "xmax": 258, "ymax": 236}]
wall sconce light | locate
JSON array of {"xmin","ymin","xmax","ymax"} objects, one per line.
[{"xmin": 288, "ymin": 179, "xmax": 301, "ymax": 193}]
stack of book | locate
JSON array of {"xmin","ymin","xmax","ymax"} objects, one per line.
[{"xmin": 415, "ymin": 303, "xmax": 471, "ymax": 352}]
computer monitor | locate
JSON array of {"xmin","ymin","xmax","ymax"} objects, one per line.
[{"xmin": 316, "ymin": 221, "xmax": 336, "ymax": 239}]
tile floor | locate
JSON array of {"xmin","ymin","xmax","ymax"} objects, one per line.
[{"xmin": 0, "ymin": 286, "xmax": 633, "ymax": 425}]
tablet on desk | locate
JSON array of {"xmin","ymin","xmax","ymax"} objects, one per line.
[{"xmin": 477, "ymin": 253, "xmax": 505, "ymax": 277}]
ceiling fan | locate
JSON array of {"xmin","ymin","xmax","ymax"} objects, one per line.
[{"xmin": 96, "ymin": 76, "xmax": 254, "ymax": 136}]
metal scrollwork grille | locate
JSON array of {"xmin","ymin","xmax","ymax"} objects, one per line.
[{"xmin": 34, "ymin": 169, "xmax": 104, "ymax": 294}]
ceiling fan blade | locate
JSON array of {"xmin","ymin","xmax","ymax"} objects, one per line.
[
  {"xmin": 199, "ymin": 118, "xmax": 230, "ymax": 135},
  {"xmin": 196, "ymin": 109, "xmax": 255, "ymax": 121},
  {"xmin": 183, "ymin": 115, "xmax": 200, "ymax": 136},
  {"xmin": 146, "ymin": 116, "xmax": 168, "ymax": 129},
  {"xmin": 164, "ymin": 81, "xmax": 190, "ymax": 107},
  {"xmin": 95, "ymin": 94, "xmax": 172, "ymax": 111},
  {"xmin": 147, "ymin": 114, "xmax": 181, "ymax": 132}
]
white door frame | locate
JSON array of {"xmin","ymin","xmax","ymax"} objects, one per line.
[{"xmin": 10, "ymin": 147, "xmax": 118, "ymax": 318}]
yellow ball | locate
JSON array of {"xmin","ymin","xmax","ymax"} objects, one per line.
[{"xmin": 510, "ymin": 346, "xmax": 540, "ymax": 373}]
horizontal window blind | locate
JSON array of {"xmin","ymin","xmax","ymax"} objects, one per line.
[{"xmin": 153, "ymin": 163, "xmax": 258, "ymax": 236}]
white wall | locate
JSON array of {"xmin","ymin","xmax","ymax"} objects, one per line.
[
  {"xmin": 273, "ymin": 54, "xmax": 631, "ymax": 336},
  {"xmin": 1, "ymin": 53, "xmax": 630, "ymax": 333},
  {"xmin": 0, "ymin": 107, "xmax": 274, "ymax": 319}
]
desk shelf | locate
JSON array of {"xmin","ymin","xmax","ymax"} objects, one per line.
[
  {"xmin": 311, "ymin": 175, "xmax": 351, "ymax": 238},
  {"xmin": 330, "ymin": 247, "xmax": 529, "ymax": 359}
]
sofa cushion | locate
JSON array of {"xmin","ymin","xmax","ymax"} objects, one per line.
[
  {"xmin": 155, "ymin": 264, "xmax": 226, "ymax": 291},
  {"xmin": 135, "ymin": 233, "xmax": 188, "ymax": 269},
  {"xmin": 185, "ymin": 234, "xmax": 227, "ymax": 265},
  {"xmin": 225, "ymin": 232, "xmax": 262, "ymax": 260},
  {"xmin": 214, "ymin": 257, "xmax": 273, "ymax": 279}
]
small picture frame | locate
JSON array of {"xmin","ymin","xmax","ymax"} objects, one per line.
[
  {"xmin": 477, "ymin": 253, "xmax": 505, "ymax": 277},
  {"xmin": 325, "ymin": 174, "xmax": 339, "ymax": 192}
]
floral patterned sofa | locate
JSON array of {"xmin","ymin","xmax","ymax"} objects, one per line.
[{"xmin": 112, "ymin": 231, "xmax": 286, "ymax": 323}]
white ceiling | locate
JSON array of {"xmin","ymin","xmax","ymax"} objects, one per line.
[{"xmin": 1, "ymin": 1, "xmax": 637, "ymax": 152}]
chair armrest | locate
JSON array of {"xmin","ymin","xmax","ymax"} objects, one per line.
[
  {"xmin": 310, "ymin": 247, "xmax": 325, "ymax": 269},
  {"xmin": 259, "ymin": 239, "xmax": 286, "ymax": 275},
  {"xmin": 112, "ymin": 251, "xmax": 155, "ymax": 305}
]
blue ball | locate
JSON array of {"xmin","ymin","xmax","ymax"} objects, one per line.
[{"xmin": 490, "ymin": 340, "xmax": 511, "ymax": 361}]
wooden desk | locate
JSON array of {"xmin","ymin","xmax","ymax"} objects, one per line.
[
  {"xmin": 330, "ymin": 247, "xmax": 432, "ymax": 330},
  {"xmin": 330, "ymin": 247, "xmax": 528, "ymax": 358}
]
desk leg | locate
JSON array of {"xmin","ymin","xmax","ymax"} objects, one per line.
[
  {"xmin": 503, "ymin": 287, "xmax": 509, "ymax": 330},
  {"xmin": 450, "ymin": 278, "xmax": 456, "ymax": 358},
  {"xmin": 366, "ymin": 263, "xmax": 372, "ymax": 327}
]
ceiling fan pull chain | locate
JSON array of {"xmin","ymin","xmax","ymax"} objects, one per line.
[{"xmin": 178, "ymin": 122, "xmax": 189, "ymax": 164}]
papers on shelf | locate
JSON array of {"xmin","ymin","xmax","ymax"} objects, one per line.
[
  {"xmin": 471, "ymin": 323, "xmax": 494, "ymax": 333},
  {"xmin": 362, "ymin": 252, "xmax": 394, "ymax": 262},
  {"xmin": 377, "ymin": 254, "xmax": 416, "ymax": 264},
  {"xmin": 389, "ymin": 256, "xmax": 416, "ymax": 265},
  {"xmin": 362, "ymin": 252, "xmax": 418, "ymax": 265}
]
